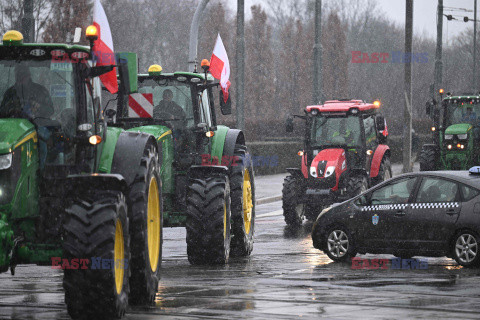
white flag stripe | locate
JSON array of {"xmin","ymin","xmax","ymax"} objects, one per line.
[
  {"xmin": 212, "ymin": 34, "xmax": 230, "ymax": 89},
  {"xmin": 94, "ymin": 0, "xmax": 114, "ymax": 50}
]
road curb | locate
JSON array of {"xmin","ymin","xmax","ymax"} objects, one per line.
[{"xmin": 256, "ymin": 195, "xmax": 282, "ymax": 205}]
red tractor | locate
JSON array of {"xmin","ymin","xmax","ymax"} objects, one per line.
[{"xmin": 284, "ymin": 99, "xmax": 391, "ymax": 225}]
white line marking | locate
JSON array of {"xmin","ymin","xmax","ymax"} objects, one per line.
[{"xmin": 257, "ymin": 210, "xmax": 283, "ymax": 218}]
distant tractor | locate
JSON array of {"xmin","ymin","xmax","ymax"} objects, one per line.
[
  {"xmin": 0, "ymin": 29, "xmax": 162, "ymax": 318},
  {"xmin": 283, "ymin": 100, "xmax": 391, "ymax": 226},
  {"xmin": 421, "ymin": 92, "xmax": 480, "ymax": 171},
  {"xmin": 106, "ymin": 61, "xmax": 255, "ymax": 265}
]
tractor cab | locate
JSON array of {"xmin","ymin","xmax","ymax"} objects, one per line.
[
  {"xmin": 421, "ymin": 93, "xmax": 480, "ymax": 170},
  {"xmin": 283, "ymin": 100, "xmax": 391, "ymax": 225}
]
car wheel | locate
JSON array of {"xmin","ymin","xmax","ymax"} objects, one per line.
[
  {"xmin": 453, "ymin": 231, "xmax": 480, "ymax": 267},
  {"xmin": 324, "ymin": 226, "xmax": 357, "ymax": 262}
]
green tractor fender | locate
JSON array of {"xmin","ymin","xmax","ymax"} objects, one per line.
[{"xmin": 211, "ymin": 126, "xmax": 246, "ymax": 166}]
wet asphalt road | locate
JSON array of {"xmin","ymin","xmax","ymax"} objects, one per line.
[{"xmin": 1, "ymin": 200, "xmax": 480, "ymax": 319}]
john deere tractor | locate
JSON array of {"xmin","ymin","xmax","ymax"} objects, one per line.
[
  {"xmin": 421, "ymin": 92, "xmax": 480, "ymax": 170},
  {"xmin": 105, "ymin": 61, "xmax": 255, "ymax": 265},
  {"xmin": 0, "ymin": 29, "xmax": 163, "ymax": 318}
]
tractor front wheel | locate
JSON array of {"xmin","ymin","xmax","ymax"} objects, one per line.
[
  {"xmin": 230, "ymin": 145, "xmax": 255, "ymax": 257},
  {"xmin": 346, "ymin": 175, "xmax": 368, "ymax": 198},
  {"xmin": 63, "ymin": 191, "xmax": 130, "ymax": 319},
  {"xmin": 282, "ymin": 175, "xmax": 305, "ymax": 226},
  {"xmin": 186, "ymin": 174, "xmax": 231, "ymax": 265},
  {"xmin": 373, "ymin": 157, "xmax": 392, "ymax": 186},
  {"xmin": 128, "ymin": 142, "xmax": 162, "ymax": 305},
  {"xmin": 419, "ymin": 147, "xmax": 437, "ymax": 171}
]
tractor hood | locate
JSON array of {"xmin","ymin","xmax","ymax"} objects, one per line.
[
  {"xmin": 0, "ymin": 119, "xmax": 36, "ymax": 154},
  {"xmin": 310, "ymin": 148, "xmax": 346, "ymax": 179},
  {"xmin": 445, "ymin": 123, "xmax": 472, "ymax": 135}
]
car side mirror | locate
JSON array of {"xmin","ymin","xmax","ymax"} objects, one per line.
[
  {"xmin": 375, "ymin": 115, "xmax": 385, "ymax": 131},
  {"xmin": 286, "ymin": 117, "xmax": 294, "ymax": 133},
  {"xmin": 219, "ymin": 90, "xmax": 232, "ymax": 115}
]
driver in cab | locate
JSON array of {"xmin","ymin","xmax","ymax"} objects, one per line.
[
  {"xmin": 0, "ymin": 65, "xmax": 55, "ymax": 169},
  {"xmin": 0, "ymin": 64, "xmax": 54, "ymax": 119},
  {"xmin": 153, "ymin": 89, "xmax": 187, "ymax": 150}
]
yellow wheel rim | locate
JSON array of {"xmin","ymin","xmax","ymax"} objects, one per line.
[
  {"xmin": 243, "ymin": 169, "xmax": 253, "ymax": 235},
  {"xmin": 223, "ymin": 204, "xmax": 227, "ymax": 240},
  {"xmin": 147, "ymin": 176, "xmax": 161, "ymax": 272},
  {"xmin": 114, "ymin": 220, "xmax": 125, "ymax": 295}
]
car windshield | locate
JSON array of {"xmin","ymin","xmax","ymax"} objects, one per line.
[
  {"xmin": 0, "ymin": 59, "xmax": 76, "ymax": 123},
  {"xmin": 311, "ymin": 115, "xmax": 362, "ymax": 147},
  {"xmin": 137, "ymin": 78, "xmax": 194, "ymax": 127},
  {"xmin": 445, "ymin": 101, "xmax": 480, "ymax": 128}
]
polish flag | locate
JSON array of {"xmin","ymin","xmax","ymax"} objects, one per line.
[
  {"xmin": 209, "ymin": 34, "xmax": 231, "ymax": 103},
  {"xmin": 93, "ymin": 0, "xmax": 118, "ymax": 94}
]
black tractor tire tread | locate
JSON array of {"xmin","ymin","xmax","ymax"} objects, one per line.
[
  {"xmin": 346, "ymin": 175, "xmax": 368, "ymax": 199},
  {"xmin": 63, "ymin": 191, "xmax": 130, "ymax": 320},
  {"xmin": 230, "ymin": 144, "xmax": 255, "ymax": 257},
  {"xmin": 419, "ymin": 147, "xmax": 437, "ymax": 171},
  {"xmin": 186, "ymin": 175, "xmax": 231, "ymax": 265},
  {"xmin": 127, "ymin": 142, "xmax": 162, "ymax": 305},
  {"xmin": 282, "ymin": 175, "xmax": 304, "ymax": 226},
  {"xmin": 373, "ymin": 157, "xmax": 392, "ymax": 186}
]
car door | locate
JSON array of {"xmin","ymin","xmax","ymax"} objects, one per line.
[
  {"xmin": 358, "ymin": 176, "xmax": 418, "ymax": 249},
  {"xmin": 405, "ymin": 176, "xmax": 461, "ymax": 251}
]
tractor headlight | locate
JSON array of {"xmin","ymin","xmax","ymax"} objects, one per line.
[
  {"xmin": 458, "ymin": 134, "xmax": 468, "ymax": 140},
  {"xmin": 0, "ymin": 153, "xmax": 12, "ymax": 170},
  {"xmin": 310, "ymin": 166, "xmax": 317, "ymax": 177},
  {"xmin": 324, "ymin": 166, "xmax": 335, "ymax": 178},
  {"xmin": 444, "ymin": 134, "xmax": 453, "ymax": 140}
]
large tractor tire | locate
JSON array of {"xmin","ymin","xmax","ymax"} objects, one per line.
[
  {"xmin": 186, "ymin": 174, "xmax": 231, "ymax": 265},
  {"xmin": 230, "ymin": 145, "xmax": 255, "ymax": 257},
  {"xmin": 419, "ymin": 147, "xmax": 437, "ymax": 171},
  {"xmin": 373, "ymin": 157, "xmax": 392, "ymax": 186},
  {"xmin": 346, "ymin": 174, "xmax": 368, "ymax": 199},
  {"xmin": 282, "ymin": 175, "xmax": 305, "ymax": 226},
  {"xmin": 63, "ymin": 191, "xmax": 130, "ymax": 320},
  {"xmin": 127, "ymin": 142, "xmax": 162, "ymax": 305}
]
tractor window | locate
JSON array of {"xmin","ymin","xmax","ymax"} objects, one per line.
[
  {"xmin": 137, "ymin": 79, "xmax": 194, "ymax": 128},
  {"xmin": 0, "ymin": 59, "xmax": 76, "ymax": 123},
  {"xmin": 445, "ymin": 101, "xmax": 480, "ymax": 128},
  {"xmin": 363, "ymin": 115, "xmax": 377, "ymax": 149},
  {"xmin": 311, "ymin": 115, "xmax": 361, "ymax": 147}
]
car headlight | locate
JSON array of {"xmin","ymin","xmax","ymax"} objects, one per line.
[
  {"xmin": 310, "ymin": 166, "xmax": 317, "ymax": 177},
  {"xmin": 0, "ymin": 153, "xmax": 12, "ymax": 170},
  {"xmin": 444, "ymin": 134, "xmax": 453, "ymax": 140},
  {"xmin": 324, "ymin": 166, "xmax": 335, "ymax": 178},
  {"xmin": 458, "ymin": 134, "xmax": 468, "ymax": 140}
]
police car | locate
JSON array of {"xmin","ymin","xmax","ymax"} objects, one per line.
[{"xmin": 312, "ymin": 167, "xmax": 480, "ymax": 267}]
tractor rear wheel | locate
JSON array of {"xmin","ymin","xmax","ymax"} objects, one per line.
[
  {"xmin": 63, "ymin": 191, "xmax": 130, "ymax": 320},
  {"xmin": 128, "ymin": 142, "xmax": 162, "ymax": 305},
  {"xmin": 186, "ymin": 174, "xmax": 231, "ymax": 265},
  {"xmin": 419, "ymin": 147, "xmax": 437, "ymax": 171},
  {"xmin": 346, "ymin": 175, "xmax": 368, "ymax": 198},
  {"xmin": 282, "ymin": 175, "xmax": 305, "ymax": 226},
  {"xmin": 230, "ymin": 145, "xmax": 255, "ymax": 257},
  {"xmin": 373, "ymin": 157, "xmax": 392, "ymax": 186}
]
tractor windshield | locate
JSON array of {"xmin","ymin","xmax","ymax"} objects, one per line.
[
  {"xmin": 137, "ymin": 78, "xmax": 194, "ymax": 129},
  {"xmin": 311, "ymin": 115, "xmax": 362, "ymax": 147},
  {"xmin": 444, "ymin": 100, "xmax": 480, "ymax": 128}
]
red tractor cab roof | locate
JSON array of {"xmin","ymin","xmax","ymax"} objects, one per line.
[{"xmin": 306, "ymin": 100, "xmax": 380, "ymax": 113}]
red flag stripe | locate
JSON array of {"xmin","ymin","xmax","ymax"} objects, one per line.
[{"xmin": 210, "ymin": 54, "xmax": 224, "ymax": 80}]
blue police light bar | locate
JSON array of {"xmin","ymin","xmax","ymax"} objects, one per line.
[{"xmin": 469, "ymin": 166, "xmax": 480, "ymax": 174}]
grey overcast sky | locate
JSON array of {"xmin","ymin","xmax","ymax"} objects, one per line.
[{"xmin": 226, "ymin": 0, "xmax": 475, "ymax": 43}]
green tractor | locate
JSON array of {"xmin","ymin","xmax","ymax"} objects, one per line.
[
  {"xmin": 105, "ymin": 61, "xmax": 255, "ymax": 265},
  {"xmin": 420, "ymin": 92, "xmax": 480, "ymax": 171},
  {"xmin": 0, "ymin": 29, "xmax": 163, "ymax": 318}
]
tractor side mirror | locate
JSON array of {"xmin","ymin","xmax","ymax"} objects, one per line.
[
  {"xmin": 116, "ymin": 52, "xmax": 138, "ymax": 95},
  {"xmin": 105, "ymin": 108, "xmax": 116, "ymax": 118},
  {"xmin": 375, "ymin": 115, "xmax": 385, "ymax": 131},
  {"xmin": 219, "ymin": 90, "xmax": 232, "ymax": 115},
  {"xmin": 286, "ymin": 117, "xmax": 294, "ymax": 133}
]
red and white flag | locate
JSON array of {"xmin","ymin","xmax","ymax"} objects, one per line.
[
  {"xmin": 93, "ymin": 0, "xmax": 118, "ymax": 94},
  {"xmin": 209, "ymin": 34, "xmax": 231, "ymax": 103}
]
